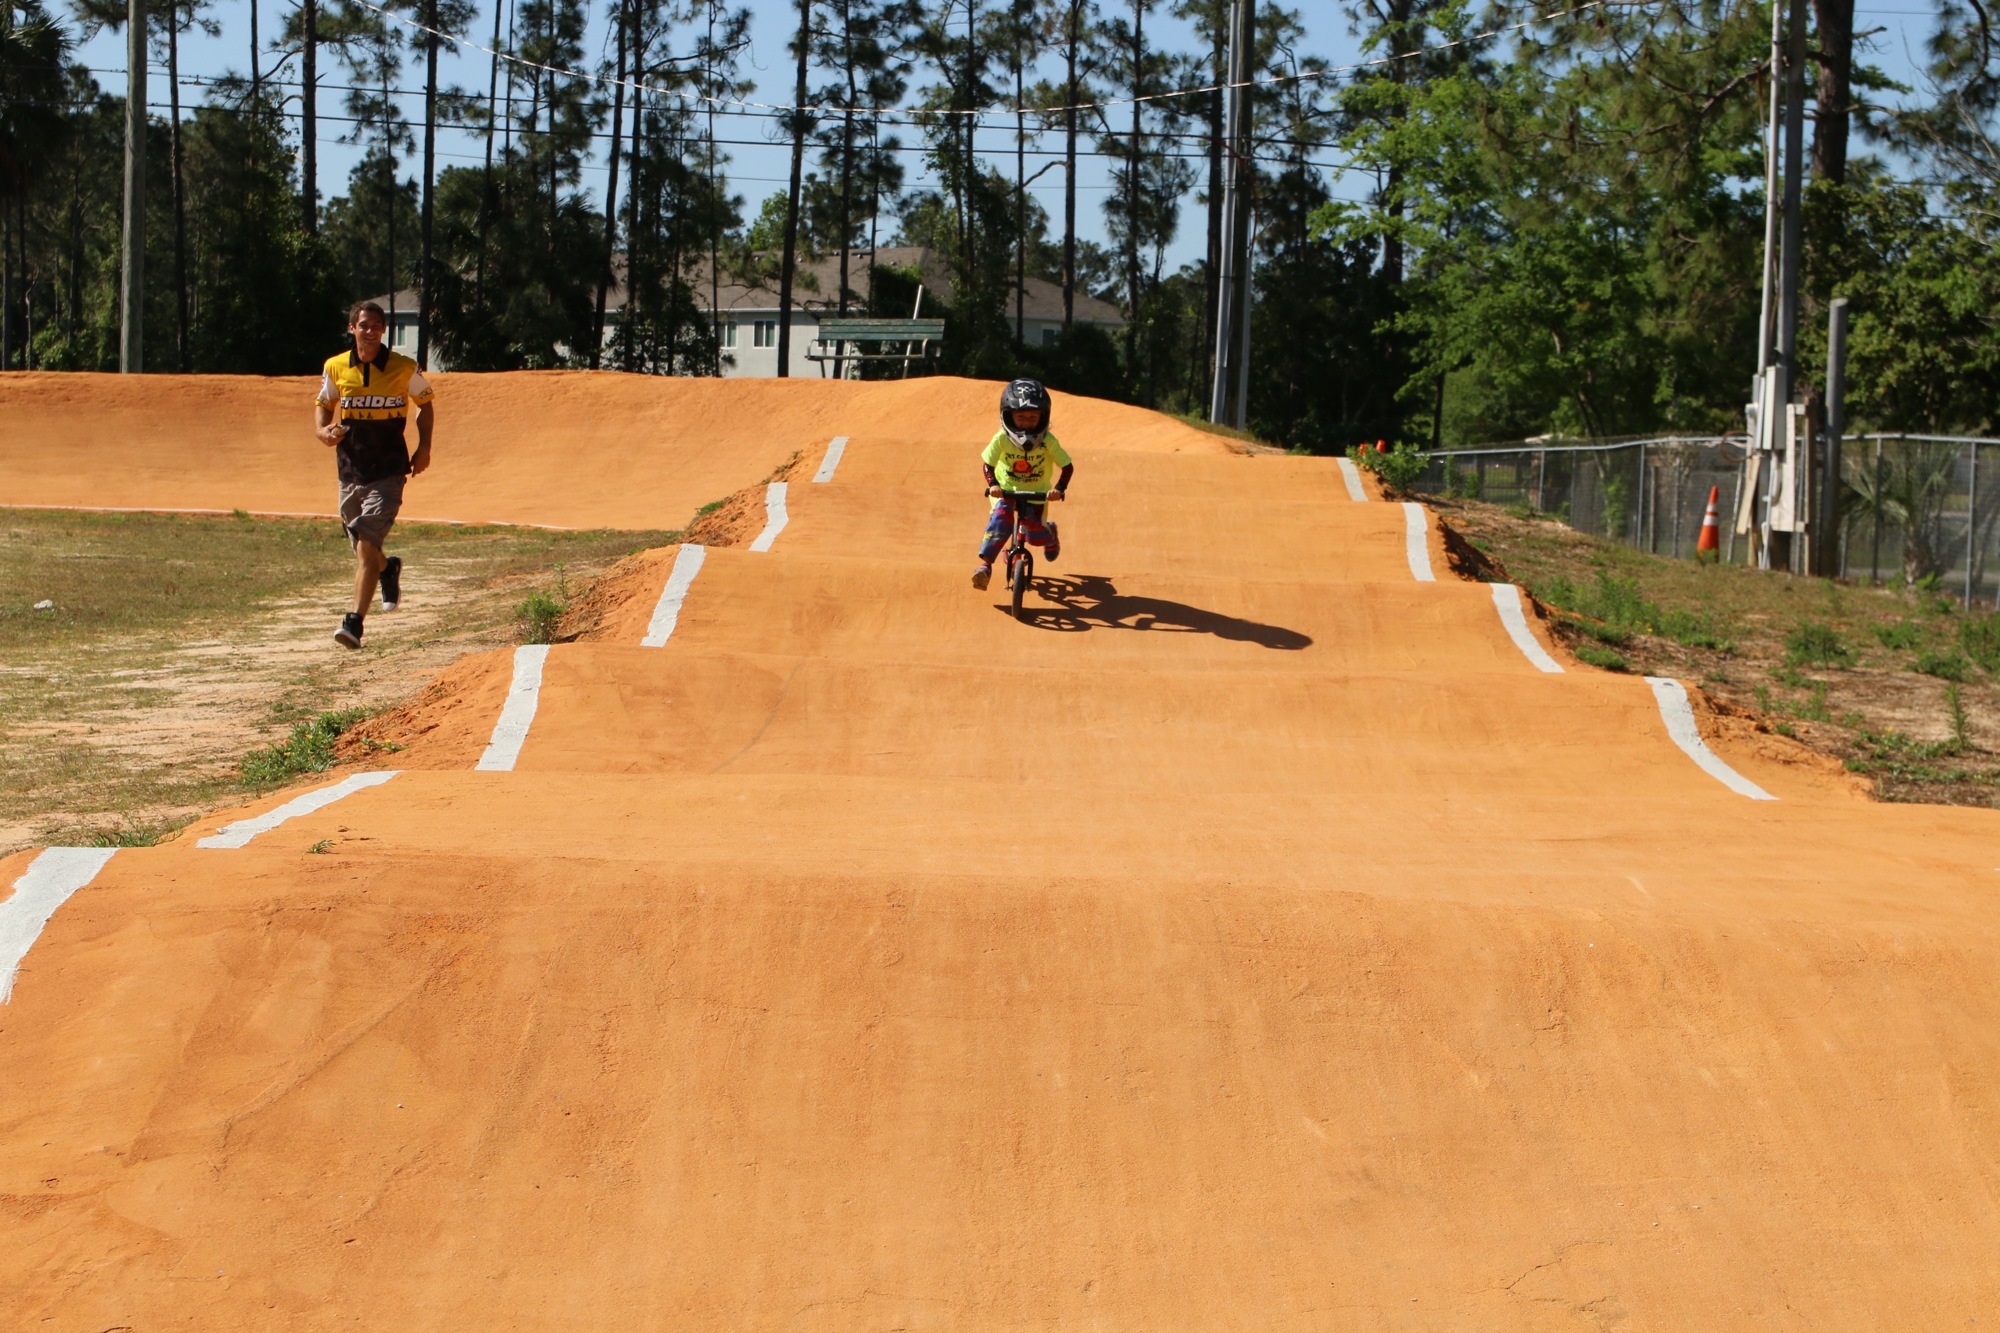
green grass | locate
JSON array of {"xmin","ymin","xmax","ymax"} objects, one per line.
[
  {"xmin": 1785, "ymin": 621, "xmax": 1851, "ymax": 668},
  {"xmin": 1, "ymin": 509, "xmax": 680, "ymax": 851},
  {"xmin": 1532, "ymin": 570, "xmax": 1736, "ymax": 652},
  {"xmin": 1916, "ymin": 649, "xmax": 1972, "ymax": 682},
  {"xmin": 239, "ymin": 708, "xmax": 374, "ymax": 785},
  {"xmin": 1572, "ymin": 641, "xmax": 1629, "ymax": 671},
  {"xmin": 1963, "ymin": 613, "xmax": 2000, "ymax": 673}
]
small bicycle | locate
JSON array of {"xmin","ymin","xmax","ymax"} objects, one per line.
[{"xmin": 989, "ymin": 488, "xmax": 1062, "ymax": 620}]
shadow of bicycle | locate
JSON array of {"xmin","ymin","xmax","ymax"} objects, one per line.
[{"xmin": 1009, "ymin": 573, "xmax": 1312, "ymax": 650}]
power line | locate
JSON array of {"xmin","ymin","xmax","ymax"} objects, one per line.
[{"xmin": 346, "ymin": 0, "xmax": 1618, "ymax": 123}]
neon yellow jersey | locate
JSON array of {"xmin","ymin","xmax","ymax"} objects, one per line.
[
  {"xmin": 983, "ymin": 430, "xmax": 1072, "ymax": 493},
  {"xmin": 317, "ymin": 347, "xmax": 434, "ymax": 484}
]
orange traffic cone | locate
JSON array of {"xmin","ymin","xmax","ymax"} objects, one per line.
[{"xmin": 1695, "ymin": 484, "xmax": 1721, "ymax": 562}]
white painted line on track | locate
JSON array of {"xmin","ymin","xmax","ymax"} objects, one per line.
[
  {"xmin": 475, "ymin": 645, "xmax": 550, "ymax": 772},
  {"xmin": 1336, "ymin": 457, "xmax": 1368, "ymax": 502},
  {"xmin": 1646, "ymin": 677, "xmax": 1776, "ymax": 800},
  {"xmin": 198, "ymin": 771, "xmax": 402, "ymax": 848},
  {"xmin": 1492, "ymin": 584, "xmax": 1564, "ymax": 673},
  {"xmin": 748, "ymin": 482, "xmax": 790, "ymax": 552},
  {"xmin": 1, "ymin": 847, "xmax": 117, "ymax": 1003},
  {"xmin": 1403, "ymin": 502, "xmax": 1435, "ymax": 582},
  {"xmin": 641, "ymin": 544, "xmax": 706, "ymax": 647},
  {"xmin": 812, "ymin": 436, "xmax": 849, "ymax": 483}
]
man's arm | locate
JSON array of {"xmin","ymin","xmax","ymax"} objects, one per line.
[
  {"xmin": 410, "ymin": 401, "xmax": 435, "ymax": 475},
  {"xmin": 315, "ymin": 401, "xmax": 345, "ymax": 447}
]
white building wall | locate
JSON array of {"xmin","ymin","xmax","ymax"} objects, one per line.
[{"xmin": 716, "ymin": 312, "xmax": 824, "ymax": 379}]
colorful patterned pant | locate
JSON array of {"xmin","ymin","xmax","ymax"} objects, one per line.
[{"xmin": 979, "ymin": 497, "xmax": 1057, "ymax": 562}]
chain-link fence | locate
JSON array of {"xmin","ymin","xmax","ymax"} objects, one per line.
[{"xmin": 1419, "ymin": 435, "xmax": 1999, "ymax": 609}]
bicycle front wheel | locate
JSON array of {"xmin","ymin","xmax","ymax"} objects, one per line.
[{"xmin": 1010, "ymin": 551, "xmax": 1032, "ymax": 620}]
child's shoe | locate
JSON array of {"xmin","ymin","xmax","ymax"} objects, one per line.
[
  {"xmin": 971, "ymin": 563, "xmax": 992, "ymax": 591},
  {"xmin": 1043, "ymin": 521, "xmax": 1060, "ymax": 564}
]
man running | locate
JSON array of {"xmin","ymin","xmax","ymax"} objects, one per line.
[{"xmin": 315, "ymin": 300, "xmax": 434, "ymax": 649}]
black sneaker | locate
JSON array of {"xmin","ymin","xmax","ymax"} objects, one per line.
[
  {"xmin": 379, "ymin": 556, "xmax": 403, "ymax": 611},
  {"xmin": 334, "ymin": 612, "xmax": 364, "ymax": 650},
  {"xmin": 1043, "ymin": 521, "xmax": 1060, "ymax": 564}
]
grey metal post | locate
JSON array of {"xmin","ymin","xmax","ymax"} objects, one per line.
[
  {"xmin": 1767, "ymin": 0, "xmax": 1808, "ymax": 572},
  {"xmin": 1232, "ymin": 205, "xmax": 1253, "ymax": 430},
  {"xmin": 120, "ymin": 0, "xmax": 147, "ymax": 373},
  {"xmin": 1965, "ymin": 442, "xmax": 1978, "ymax": 611},
  {"xmin": 1820, "ymin": 298, "xmax": 1848, "ymax": 576},
  {"xmin": 1870, "ymin": 436, "xmax": 1883, "ymax": 583}
]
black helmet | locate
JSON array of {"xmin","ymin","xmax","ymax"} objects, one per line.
[{"xmin": 1000, "ymin": 378, "xmax": 1052, "ymax": 446}]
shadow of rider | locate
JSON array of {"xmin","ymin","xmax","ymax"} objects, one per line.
[{"xmin": 1016, "ymin": 574, "xmax": 1312, "ymax": 650}]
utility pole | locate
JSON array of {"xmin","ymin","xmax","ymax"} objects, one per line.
[
  {"xmin": 1207, "ymin": 0, "xmax": 1253, "ymax": 428},
  {"xmin": 120, "ymin": 0, "xmax": 146, "ymax": 373},
  {"xmin": 418, "ymin": 0, "xmax": 439, "ymax": 369},
  {"xmin": 1771, "ymin": 0, "xmax": 1808, "ymax": 571}
]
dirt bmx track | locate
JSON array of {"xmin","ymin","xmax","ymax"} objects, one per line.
[{"xmin": 3, "ymin": 371, "xmax": 1999, "ymax": 1328}]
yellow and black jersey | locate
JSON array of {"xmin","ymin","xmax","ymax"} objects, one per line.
[{"xmin": 317, "ymin": 346, "xmax": 433, "ymax": 484}]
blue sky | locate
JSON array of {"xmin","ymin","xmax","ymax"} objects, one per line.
[{"xmin": 60, "ymin": 0, "xmax": 1946, "ymax": 275}]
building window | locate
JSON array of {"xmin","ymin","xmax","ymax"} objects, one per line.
[
  {"xmin": 722, "ymin": 321, "xmax": 738, "ymax": 348},
  {"xmin": 753, "ymin": 320, "xmax": 777, "ymax": 348},
  {"xmin": 1041, "ymin": 327, "xmax": 1058, "ymax": 347}
]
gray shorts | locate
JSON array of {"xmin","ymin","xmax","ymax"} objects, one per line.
[{"xmin": 338, "ymin": 476, "xmax": 405, "ymax": 548}]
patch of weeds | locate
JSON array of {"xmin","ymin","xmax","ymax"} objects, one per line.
[
  {"xmin": 1915, "ymin": 649, "xmax": 1971, "ymax": 682},
  {"xmin": 1534, "ymin": 570, "xmax": 1732, "ymax": 651},
  {"xmin": 1505, "ymin": 502, "xmax": 1546, "ymax": 522},
  {"xmin": 74, "ymin": 819, "xmax": 189, "ymax": 848},
  {"xmin": 1771, "ymin": 720, "xmax": 1798, "ymax": 738},
  {"xmin": 1573, "ymin": 641, "xmax": 1628, "ymax": 672},
  {"xmin": 1947, "ymin": 684, "xmax": 1973, "ymax": 751},
  {"xmin": 1769, "ymin": 664, "xmax": 1809, "ymax": 689},
  {"xmin": 1875, "ymin": 621, "xmax": 1923, "ymax": 651},
  {"xmin": 1349, "ymin": 442, "xmax": 1428, "ymax": 496},
  {"xmin": 1785, "ymin": 620, "xmax": 1851, "ymax": 668},
  {"xmin": 692, "ymin": 498, "xmax": 726, "ymax": 519},
  {"xmin": 306, "ymin": 839, "xmax": 334, "ymax": 854},
  {"xmin": 1845, "ymin": 723, "xmax": 1988, "ymax": 789},
  {"xmin": 1962, "ymin": 613, "xmax": 2000, "ymax": 673},
  {"xmin": 1789, "ymin": 681, "xmax": 1832, "ymax": 722},
  {"xmin": 517, "ymin": 561, "xmax": 574, "ymax": 645},
  {"xmin": 1754, "ymin": 684, "xmax": 1775, "ymax": 713},
  {"xmin": 240, "ymin": 707, "xmax": 372, "ymax": 785},
  {"xmin": 231, "ymin": 508, "xmax": 253, "ymax": 520},
  {"xmin": 357, "ymin": 737, "xmax": 405, "ymax": 753},
  {"xmin": 1841, "ymin": 710, "xmax": 1867, "ymax": 729}
]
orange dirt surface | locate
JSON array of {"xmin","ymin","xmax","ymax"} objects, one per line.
[
  {"xmin": 0, "ymin": 371, "xmax": 1228, "ymax": 531},
  {"xmin": 5, "ymin": 373, "xmax": 2000, "ymax": 1329}
]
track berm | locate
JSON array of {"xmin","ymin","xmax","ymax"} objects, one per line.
[{"xmin": 3, "ymin": 371, "xmax": 1997, "ymax": 1327}]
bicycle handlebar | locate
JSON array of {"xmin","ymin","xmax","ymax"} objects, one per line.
[{"xmin": 990, "ymin": 489, "xmax": 1059, "ymax": 501}]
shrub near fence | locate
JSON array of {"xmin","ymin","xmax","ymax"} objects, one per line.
[{"xmin": 1418, "ymin": 435, "xmax": 2000, "ymax": 609}]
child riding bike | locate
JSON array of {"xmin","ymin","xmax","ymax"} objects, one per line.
[{"xmin": 973, "ymin": 379, "xmax": 1074, "ymax": 591}]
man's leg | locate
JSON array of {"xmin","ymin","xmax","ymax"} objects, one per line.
[{"xmin": 351, "ymin": 538, "xmax": 387, "ymax": 616}]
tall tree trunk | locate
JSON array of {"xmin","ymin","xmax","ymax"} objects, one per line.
[
  {"xmin": 837, "ymin": 0, "xmax": 856, "ymax": 378},
  {"xmin": 249, "ymin": 0, "xmax": 260, "ymax": 101},
  {"xmin": 1380, "ymin": 0, "xmax": 1413, "ymax": 286},
  {"xmin": 1062, "ymin": 1, "xmax": 1079, "ymax": 328},
  {"xmin": 384, "ymin": 63, "xmax": 396, "ymax": 323},
  {"xmin": 1812, "ymin": 0, "xmax": 1853, "ymax": 184},
  {"xmin": 1202, "ymin": 3, "xmax": 1222, "ymax": 395},
  {"xmin": 419, "ymin": 0, "xmax": 439, "ymax": 368},
  {"xmin": 2, "ymin": 196, "xmax": 12, "ymax": 370},
  {"xmin": 594, "ymin": 0, "xmax": 628, "ymax": 368},
  {"xmin": 959, "ymin": 0, "xmax": 977, "ymax": 296},
  {"xmin": 169, "ymin": 1, "xmax": 189, "ymax": 371},
  {"xmin": 1123, "ymin": 2, "xmax": 1141, "ymax": 388},
  {"xmin": 302, "ymin": 0, "xmax": 318, "ymax": 233},
  {"xmin": 477, "ymin": 0, "xmax": 502, "ymax": 312},
  {"xmin": 625, "ymin": 28, "xmax": 644, "ymax": 370},
  {"xmin": 1013, "ymin": 20, "xmax": 1024, "ymax": 345},
  {"xmin": 777, "ymin": 0, "xmax": 810, "ymax": 379},
  {"xmin": 545, "ymin": 2, "xmax": 557, "ymax": 262}
]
